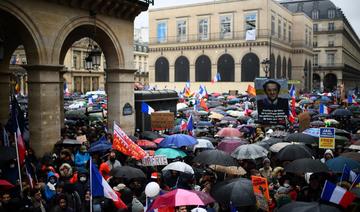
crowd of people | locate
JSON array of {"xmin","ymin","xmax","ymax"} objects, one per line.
[{"xmin": 0, "ymin": 89, "xmax": 360, "ymax": 212}]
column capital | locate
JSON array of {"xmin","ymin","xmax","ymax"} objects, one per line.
[
  {"xmin": 25, "ymin": 64, "xmax": 64, "ymax": 84},
  {"xmin": 22, "ymin": 64, "xmax": 65, "ymax": 72},
  {"xmin": 105, "ymin": 68, "xmax": 137, "ymax": 73}
]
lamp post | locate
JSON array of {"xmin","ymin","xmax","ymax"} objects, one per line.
[
  {"xmin": 261, "ymin": 58, "xmax": 270, "ymax": 78},
  {"xmin": 84, "ymin": 11, "xmax": 102, "ymax": 72}
]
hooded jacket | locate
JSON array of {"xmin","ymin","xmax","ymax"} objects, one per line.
[{"xmin": 44, "ymin": 171, "xmax": 58, "ymax": 200}]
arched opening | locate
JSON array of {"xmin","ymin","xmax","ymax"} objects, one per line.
[
  {"xmin": 313, "ymin": 73, "xmax": 321, "ymax": 91},
  {"xmin": 282, "ymin": 57, "xmax": 287, "ymax": 78},
  {"xmin": 324, "ymin": 73, "xmax": 337, "ymax": 92},
  {"xmin": 276, "ymin": 55, "xmax": 282, "ymax": 79},
  {"xmin": 217, "ymin": 54, "xmax": 235, "ymax": 82},
  {"xmin": 155, "ymin": 57, "xmax": 169, "ymax": 82},
  {"xmin": 270, "ymin": 54, "xmax": 275, "ymax": 78},
  {"xmin": 241, "ymin": 53, "xmax": 259, "ymax": 82},
  {"xmin": 195, "ymin": 55, "xmax": 211, "ymax": 82},
  {"xmin": 175, "ymin": 56, "xmax": 190, "ymax": 82},
  {"xmin": 288, "ymin": 58, "xmax": 292, "ymax": 80}
]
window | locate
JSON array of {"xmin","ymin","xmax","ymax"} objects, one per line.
[
  {"xmin": 271, "ymin": 15, "xmax": 275, "ymax": 36},
  {"xmin": 313, "ymin": 54, "xmax": 318, "ymax": 66},
  {"xmin": 328, "ymin": 9, "xmax": 336, "ymax": 19},
  {"xmin": 245, "ymin": 12, "xmax": 257, "ymax": 30},
  {"xmin": 327, "ymin": 53, "xmax": 335, "ymax": 66},
  {"xmin": 283, "ymin": 21, "xmax": 287, "ymax": 40},
  {"xmin": 288, "ymin": 25, "xmax": 292, "ymax": 42},
  {"xmin": 198, "ymin": 18, "xmax": 209, "ymax": 40},
  {"xmin": 144, "ymin": 62, "xmax": 147, "ymax": 72},
  {"xmin": 157, "ymin": 21, "xmax": 167, "ymax": 43},
  {"xmin": 220, "ymin": 15, "xmax": 232, "ymax": 39},
  {"xmin": 313, "ymin": 36, "xmax": 318, "ymax": 47},
  {"xmin": 309, "ymin": 30, "xmax": 312, "ymax": 47},
  {"xmin": 139, "ymin": 62, "xmax": 142, "ymax": 72},
  {"xmin": 305, "ymin": 28, "xmax": 308, "ymax": 46},
  {"xmin": 313, "ymin": 23, "xmax": 318, "ymax": 32},
  {"xmin": 177, "ymin": 19, "xmax": 187, "ymax": 42},
  {"xmin": 328, "ymin": 35, "xmax": 335, "ymax": 47},
  {"xmin": 297, "ymin": 3, "xmax": 304, "ymax": 12},
  {"xmin": 328, "ymin": 22, "xmax": 335, "ymax": 31},
  {"xmin": 73, "ymin": 55, "xmax": 78, "ymax": 69},
  {"xmin": 312, "ymin": 10, "xmax": 319, "ymax": 19},
  {"xmin": 278, "ymin": 18, "xmax": 281, "ymax": 39}
]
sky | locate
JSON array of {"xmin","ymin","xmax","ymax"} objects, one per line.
[{"xmin": 134, "ymin": 0, "xmax": 360, "ymax": 38}]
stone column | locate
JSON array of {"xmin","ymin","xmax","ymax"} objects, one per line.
[
  {"xmin": 25, "ymin": 65, "xmax": 63, "ymax": 157},
  {"xmin": 59, "ymin": 69, "xmax": 66, "ymax": 128},
  {"xmin": 106, "ymin": 68, "xmax": 135, "ymax": 135},
  {"xmin": 0, "ymin": 72, "xmax": 11, "ymax": 125}
]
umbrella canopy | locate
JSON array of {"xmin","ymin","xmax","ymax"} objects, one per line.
[
  {"xmin": 341, "ymin": 152, "xmax": 360, "ymax": 162},
  {"xmin": 211, "ymin": 178, "xmax": 256, "ymax": 207},
  {"xmin": 110, "ymin": 166, "xmax": 146, "ymax": 179},
  {"xmin": 284, "ymin": 133, "xmax": 318, "ymax": 145},
  {"xmin": 193, "ymin": 139, "xmax": 215, "ymax": 152},
  {"xmin": 216, "ymin": 128, "xmax": 241, "ymax": 137},
  {"xmin": 162, "ymin": 161, "xmax": 194, "ymax": 174},
  {"xmin": 0, "ymin": 179, "xmax": 15, "ymax": 190},
  {"xmin": 209, "ymin": 112, "xmax": 224, "ymax": 120},
  {"xmin": 159, "ymin": 134, "xmax": 197, "ymax": 148},
  {"xmin": 325, "ymin": 156, "xmax": 360, "ymax": 173},
  {"xmin": 193, "ymin": 150, "xmax": 238, "ymax": 166},
  {"xmin": 217, "ymin": 140, "xmax": 248, "ymax": 154},
  {"xmin": 270, "ymin": 142, "xmax": 292, "ymax": 153},
  {"xmin": 153, "ymin": 138, "xmax": 164, "ymax": 144},
  {"xmin": 88, "ymin": 138, "xmax": 112, "ymax": 153},
  {"xmin": 65, "ymin": 110, "xmax": 87, "ymax": 120},
  {"xmin": 348, "ymin": 144, "xmax": 360, "ymax": 151},
  {"xmin": 284, "ymin": 158, "xmax": 329, "ymax": 173},
  {"xmin": 276, "ymin": 144, "xmax": 314, "ymax": 161},
  {"xmin": 149, "ymin": 189, "xmax": 214, "ymax": 210},
  {"xmin": 231, "ymin": 144, "xmax": 268, "ymax": 160},
  {"xmin": 209, "ymin": 165, "xmax": 246, "ymax": 176},
  {"xmin": 155, "ymin": 148, "xmax": 187, "ymax": 159},
  {"xmin": 177, "ymin": 103, "xmax": 188, "ymax": 111},
  {"xmin": 278, "ymin": 201, "xmax": 341, "ymax": 212},
  {"xmin": 140, "ymin": 131, "xmax": 163, "ymax": 141},
  {"xmin": 310, "ymin": 121, "xmax": 325, "ymax": 127},
  {"xmin": 196, "ymin": 121, "xmax": 213, "ymax": 127},
  {"xmin": 136, "ymin": 140, "xmax": 157, "ymax": 149},
  {"xmin": 331, "ymin": 108, "xmax": 352, "ymax": 117},
  {"xmin": 221, "ymin": 116, "xmax": 238, "ymax": 122}
]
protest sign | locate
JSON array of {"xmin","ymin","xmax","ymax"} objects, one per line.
[
  {"xmin": 141, "ymin": 155, "xmax": 168, "ymax": 166},
  {"xmin": 151, "ymin": 112, "xmax": 174, "ymax": 130},
  {"xmin": 319, "ymin": 127, "xmax": 335, "ymax": 149}
]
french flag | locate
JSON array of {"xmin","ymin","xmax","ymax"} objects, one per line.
[
  {"xmin": 88, "ymin": 96, "xmax": 93, "ymax": 105},
  {"xmin": 198, "ymin": 85, "xmax": 208, "ymax": 99},
  {"xmin": 180, "ymin": 119, "xmax": 187, "ymax": 131},
  {"xmin": 319, "ymin": 103, "xmax": 330, "ymax": 114},
  {"xmin": 289, "ymin": 85, "xmax": 296, "ymax": 116},
  {"xmin": 348, "ymin": 94, "xmax": 357, "ymax": 104},
  {"xmin": 321, "ymin": 180, "xmax": 355, "ymax": 208},
  {"xmin": 341, "ymin": 164, "xmax": 358, "ymax": 183},
  {"xmin": 187, "ymin": 115, "xmax": 194, "ymax": 135},
  {"xmin": 211, "ymin": 73, "xmax": 221, "ymax": 83},
  {"xmin": 141, "ymin": 102, "xmax": 155, "ymax": 115},
  {"xmin": 91, "ymin": 160, "xmax": 126, "ymax": 209}
]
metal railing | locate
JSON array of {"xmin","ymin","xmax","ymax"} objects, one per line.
[{"xmin": 313, "ymin": 63, "xmax": 344, "ymax": 68}]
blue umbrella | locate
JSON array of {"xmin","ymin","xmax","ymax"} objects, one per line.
[
  {"xmin": 88, "ymin": 136, "xmax": 112, "ymax": 153},
  {"xmin": 325, "ymin": 156, "xmax": 360, "ymax": 173},
  {"xmin": 228, "ymin": 98, "xmax": 240, "ymax": 104},
  {"xmin": 159, "ymin": 134, "xmax": 198, "ymax": 148},
  {"xmin": 197, "ymin": 121, "xmax": 214, "ymax": 127}
]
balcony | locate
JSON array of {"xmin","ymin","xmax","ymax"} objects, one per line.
[{"xmin": 313, "ymin": 63, "xmax": 344, "ymax": 70}]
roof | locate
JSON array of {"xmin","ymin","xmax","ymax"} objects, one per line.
[{"xmin": 279, "ymin": 0, "xmax": 341, "ymax": 19}]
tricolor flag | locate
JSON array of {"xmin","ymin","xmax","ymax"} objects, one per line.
[
  {"xmin": 180, "ymin": 119, "xmax": 187, "ymax": 131},
  {"xmin": 211, "ymin": 73, "xmax": 221, "ymax": 83},
  {"xmin": 183, "ymin": 87, "xmax": 193, "ymax": 98},
  {"xmin": 319, "ymin": 103, "xmax": 330, "ymax": 114},
  {"xmin": 91, "ymin": 159, "xmax": 127, "ymax": 209},
  {"xmin": 187, "ymin": 115, "xmax": 194, "ymax": 134},
  {"xmin": 9, "ymin": 97, "xmax": 26, "ymax": 164},
  {"xmin": 289, "ymin": 85, "xmax": 296, "ymax": 118},
  {"xmin": 141, "ymin": 102, "xmax": 155, "ymax": 115},
  {"xmin": 348, "ymin": 94, "xmax": 357, "ymax": 104},
  {"xmin": 198, "ymin": 85, "xmax": 208, "ymax": 99},
  {"xmin": 320, "ymin": 180, "xmax": 355, "ymax": 208},
  {"xmin": 200, "ymin": 98, "xmax": 209, "ymax": 112},
  {"xmin": 341, "ymin": 164, "xmax": 358, "ymax": 183},
  {"xmin": 185, "ymin": 81, "xmax": 190, "ymax": 89}
]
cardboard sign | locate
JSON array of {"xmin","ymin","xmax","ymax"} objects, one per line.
[
  {"xmin": 298, "ymin": 112, "xmax": 311, "ymax": 132},
  {"xmin": 151, "ymin": 112, "xmax": 174, "ymax": 130},
  {"xmin": 76, "ymin": 135, "xmax": 87, "ymax": 143},
  {"xmin": 251, "ymin": 176, "xmax": 270, "ymax": 211},
  {"xmin": 319, "ymin": 127, "xmax": 335, "ymax": 149},
  {"xmin": 229, "ymin": 90, "xmax": 238, "ymax": 96},
  {"xmin": 141, "ymin": 155, "xmax": 168, "ymax": 166}
]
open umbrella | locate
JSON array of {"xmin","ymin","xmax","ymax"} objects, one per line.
[
  {"xmin": 0, "ymin": 179, "xmax": 15, "ymax": 190},
  {"xmin": 211, "ymin": 178, "xmax": 256, "ymax": 207},
  {"xmin": 331, "ymin": 109, "xmax": 352, "ymax": 117},
  {"xmin": 162, "ymin": 162, "xmax": 194, "ymax": 174},
  {"xmin": 216, "ymin": 128, "xmax": 241, "ymax": 137},
  {"xmin": 155, "ymin": 148, "xmax": 187, "ymax": 159},
  {"xmin": 140, "ymin": 131, "xmax": 163, "ymax": 141},
  {"xmin": 159, "ymin": 134, "xmax": 197, "ymax": 148},
  {"xmin": 149, "ymin": 189, "xmax": 214, "ymax": 210},
  {"xmin": 196, "ymin": 121, "xmax": 213, "ymax": 127},
  {"xmin": 269, "ymin": 142, "xmax": 292, "ymax": 153},
  {"xmin": 193, "ymin": 150, "xmax": 238, "ymax": 166},
  {"xmin": 278, "ymin": 201, "xmax": 341, "ymax": 212},
  {"xmin": 341, "ymin": 152, "xmax": 360, "ymax": 162},
  {"xmin": 348, "ymin": 144, "xmax": 360, "ymax": 151},
  {"xmin": 136, "ymin": 140, "xmax": 157, "ymax": 149},
  {"xmin": 231, "ymin": 144, "xmax": 268, "ymax": 160},
  {"xmin": 193, "ymin": 139, "xmax": 215, "ymax": 152},
  {"xmin": 153, "ymin": 138, "xmax": 164, "ymax": 144},
  {"xmin": 209, "ymin": 165, "xmax": 246, "ymax": 176},
  {"xmin": 325, "ymin": 156, "xmax": 360, "ymax": 173},
  {"xmin": 284, "ymin": 133, "xmax": 318, "ymax": 145},
  {"xmin": 110, "ymin": 166, "xmax": 146, "ymax": 179},
  {"xmin": 88, "ymin": 137, "xmax": 112, "ymax": 153},
  {"xmin": 209, "ymin": 112, "xmax": 224, "ymax": 120},
  {"xmin": 177, "ymin": 103, "xmax": 188, "ymax": 111},
  {"xmin": 284, "ymin": 158, "xmax": 329, "ymax": 173},
  {"xmin": 276, "ymin": 144, "xmax": 314, "ymax": 161},
  {"xmin": 217, "ymin": 140, "xmax": 248, "ymax": 154}
]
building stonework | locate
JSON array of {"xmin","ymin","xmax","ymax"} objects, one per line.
[{"xmin": 148, "ymin": 0, "xmax": 314, "ymax": 93}]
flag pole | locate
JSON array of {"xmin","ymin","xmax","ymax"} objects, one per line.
[
  {"xmin": 90, "ymin": 157, "xmax": 93, "ymax": 212},
  {"xmin": 14, "ymin": 132, "xmax": 23, "ymax": 195}
]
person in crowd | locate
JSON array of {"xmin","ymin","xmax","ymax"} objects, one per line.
[
  {"xmin": 59, "ymin": 163, "xmax": 73, "ymax": 183},
  {"xmin": 45, "ymin": 171, "xmax": 59, "ymax": 201},
  {"xmin": 50, "ymin": 194, "xmax": 74, "ymax": 212},
  {"xmin": 106, "ymin": 150, "xmax": 122, "ymax": 171},
  {"xmin": 74, "ymin": 145, "xmax": 90, "ymax": 168},
  {"xmin": 31, "ymin": 188, "xmax": 47, "ymax": 212},
  {"xmin": 320, "ymin": 149, "xmax": 334, "ymax": 163},
  {"xmin": 259, "ymin": 158, "xmax": 272, "ymax": 180}
]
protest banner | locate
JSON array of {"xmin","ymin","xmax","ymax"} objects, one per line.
[
  {"xmin": 319, "ymin": 127, "xmax": 335, "ymax": 149},
  {"xmin": 141, "ymin": 155, "xmax": 168, "ymax": 166},
  {"xmin": 251, "ymin": 176, "xmax": 270, "ymax": 211},
  {"xmin": 151, "ymin": 112, "xmax": 174, "ymax": 130}
]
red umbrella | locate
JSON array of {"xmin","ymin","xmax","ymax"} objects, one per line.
[
  {"xmin": 149, "ymin": 189, "xmax": 214, "ymax": 210},
  {"xmin": 217, "ymin": 139, "xmax": 249, "ymax": 154},
  {"xmin": 212, "ymin": 92, "xmax": 221, "ymax": 97},
  {"xmin": 153, "ymin": 138, "xmax": 164, "ymax": 144},
  {"xmin": 0, "ymin": 179, "xmax": 15, "ymax": 190},
  {"xmin": 216, "ymin": 128, "xmax": 241, "ymax": 137},
  {"xmin": 136, "ymin": 140, "xmax": 157, "ymax": 149}
]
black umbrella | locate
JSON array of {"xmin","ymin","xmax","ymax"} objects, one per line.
[
  {"xmin": 331, "ymin": 109, "xmax": 352, "ymax": 117},
  {"xmin": 140, "ymin": 131, "xmax": 163, "ymax": 141},
  {"xmin": 284, "ymin": 133, "xmax": 318, "ymax": 145},
  {"xmin": 193, "ymin": 150, "xmax": 238, "ymax": 166},
  {"xmin": 284, "ymin": 158, "xmax": 329, "ymax": 173},
  {"xmin": 278, "ymin": 201, "xmax": 340, "ymax": 212},
  {"xmin": 276, "ymin": 144, "xmax": 314, "ymax": 161},
  {"xmin": 0, "ymin": 146, "xmax": 16, "ymax": 163},
  {"xmin": 211, "ymin": 178, "xmax": 256, "ymax": 207},
  {"xmin": 263, "ymin": 138, "xmax": 284, "ymax": 146},
  {"xmin": 110, "ymin": 166, "xmax": 146, "ymax": 179}
]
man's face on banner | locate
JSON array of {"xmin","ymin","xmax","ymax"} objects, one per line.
[{"xmin": 265, "ymin": 83, "xmax": 279, "ymax": 101}]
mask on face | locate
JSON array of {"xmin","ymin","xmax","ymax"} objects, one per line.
[
  {"xmin": 9, "ymin": 164, "xmax": 15, "ymax": 168},
  {"xmin": 79, "ymin": 176, "xmax": 87, "ymax": 182},
  {"xmin": 110, "ymin": 157, "xmax": 116, "ymax": 162}
]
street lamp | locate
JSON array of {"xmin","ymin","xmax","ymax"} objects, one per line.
[
  {"xmin": 261, "ymin": 58, "xmax": 270, "ymax": 78},
  {"xmin": 84, "ymin": 10, "xmax": 102, "ymax": 71},
  {"xmin": 91, "ymin": 45, "xmax": 102, "ymax": 68}
]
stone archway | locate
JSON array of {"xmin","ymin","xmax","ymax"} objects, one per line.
[
  {"xmin": 313, "ymin": 73, "xmax": 321, "ymax": 90},
  {"xmin": 324, "ymin": 73, "xmax": 337, "ymax": 91},
  {"xmin": 195, "ymin": 55, "xmax": 211, "ymax": 82},
  {"xmin": 276, "ymin": 55, "xmax": 282, "ymax": 79},
  {"xmin": 270, "ymin": 54, "xmax": 275, "ymax": 79},
  {"xmin": 241, "ymin": 52, "xmax": 259, "ymax": 82},
  {"xmin": 155, "ymin": 57, "xmax": 169, "ymax": 82},
  {"xmin": 174, "ymin": 56, "xmax": 190, "ymax": 82},
  {"xmin": 217, "ymin": 54, "xmax": 234, "ymax": 82}
]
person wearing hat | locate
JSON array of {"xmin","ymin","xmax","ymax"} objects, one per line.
[
  {"xmin": 75, "ymin": 145, "xmax": 90, "ymax": 169},
  {"xmin": 259, "ymin": 158, "xmax": 273, "ymax": 180},
  {"xmin": 257, "ymin": 80, "xmax": 289, "ymax": 114},
  {"xmin": 320, "ymin": 149, "xmax": 333, "ymax": 163}
]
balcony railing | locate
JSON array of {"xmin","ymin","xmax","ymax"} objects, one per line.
[{"xmin": 313, "ymin": 63, "xmax": 344, "ymax": 68}]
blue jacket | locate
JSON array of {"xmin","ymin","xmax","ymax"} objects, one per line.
[
  {"xmin": 75, "ymin": 152, "xmax": 90, "ymax": 168},
  {"xmin": 44, "ymin": 172, "xmax": 57, "ymax": 200}
]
